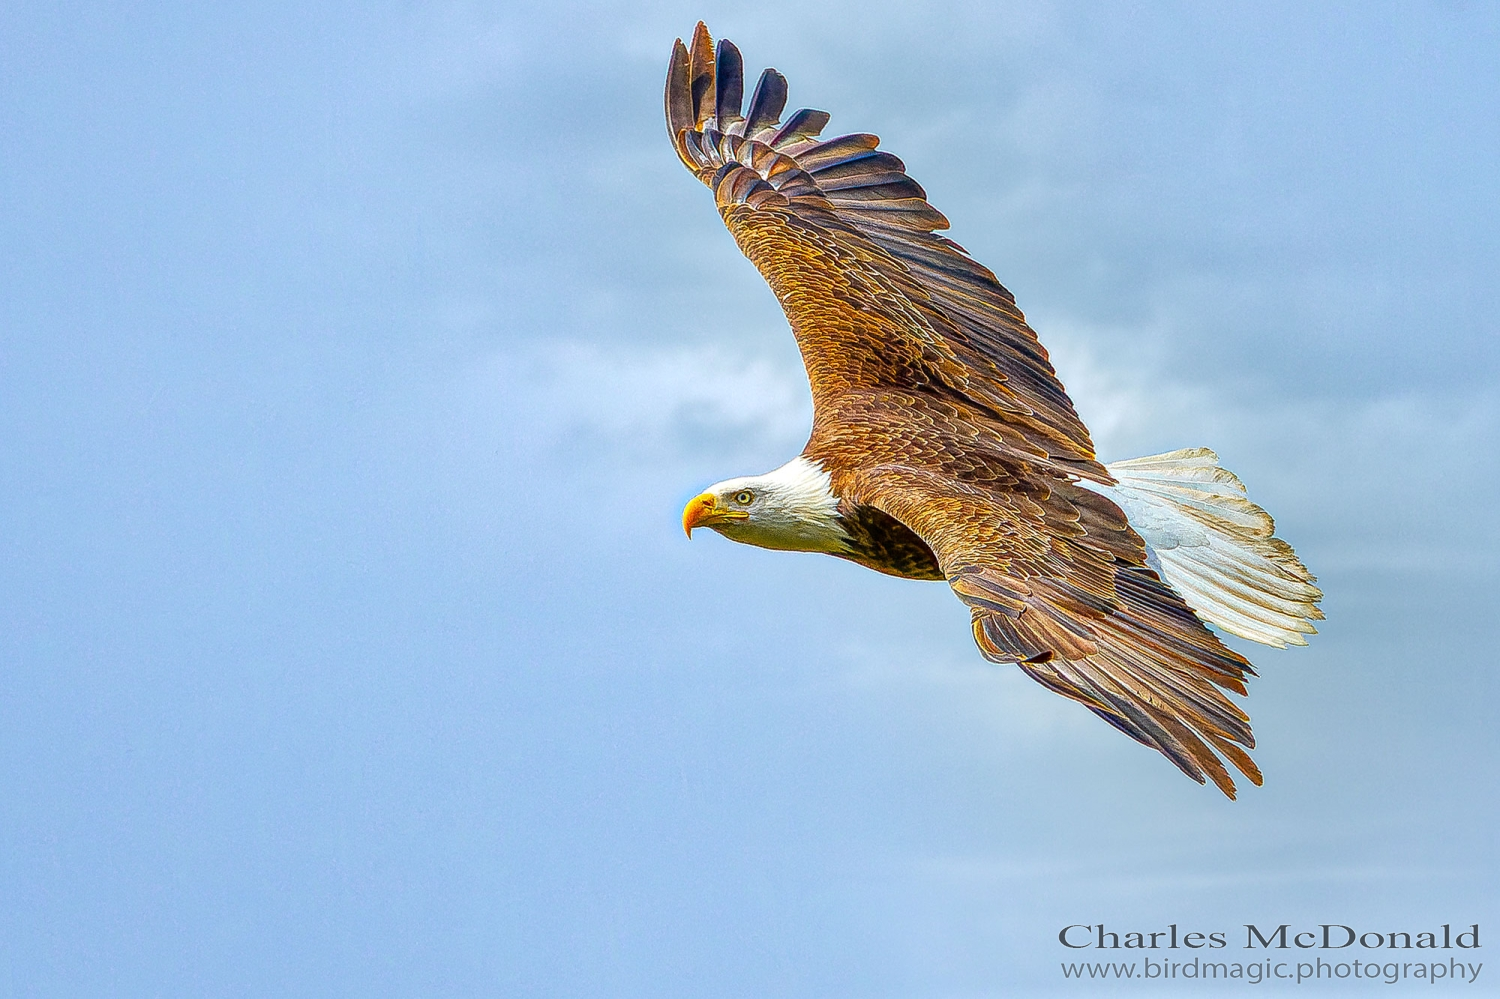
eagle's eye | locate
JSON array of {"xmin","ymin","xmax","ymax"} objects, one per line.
[{"xmin": 733, "ymin": 490, "xmax": 754, "ymax": 505}]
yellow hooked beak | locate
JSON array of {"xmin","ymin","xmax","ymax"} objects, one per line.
[{"xmin": 682, "ymin": 492, "xmax": 749, "ymax": 537}]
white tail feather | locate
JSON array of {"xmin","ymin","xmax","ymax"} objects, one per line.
[{"xmin": 1082, "ymin": 448, "xmax": 1324, "ymax": 648}]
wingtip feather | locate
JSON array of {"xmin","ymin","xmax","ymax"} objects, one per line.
[
  {"xmin": 665, "ymin": 39, "xmax": 694, "ymax": 163},
  {"xmin": 714, "ymin": 39, "xmax": 745, "ymax": 130},
  {"xmin": 688, "ymin": 22, "xmax": 716, "ymax": 128},
  {"xmin": 744, "ymin": 67, "xmax": 788, "ymax": 138}
]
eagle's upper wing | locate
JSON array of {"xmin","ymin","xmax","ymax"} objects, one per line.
[{"xmin": 666, "ymin": 24, "xmax": 1100, "ymax": 471}]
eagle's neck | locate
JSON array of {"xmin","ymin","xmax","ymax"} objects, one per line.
[
  {"xmin": 716, "ymin": 456, "xmax": 847, "ymax": 554},
  {"xmin": 713, "ymin": 456, "xmax": 945, "ymax": 580}
]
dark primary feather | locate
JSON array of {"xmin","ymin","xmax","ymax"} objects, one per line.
[
  {"xmin": 794, "ymin": 133, "xmax": 882, "ymax": 172},
  {"xmin": 664, "ymin": 23, "xmax": 1266, "ymax": 796},
  {"xmin": 812, "ymin": 151, "xmax": 912, "ymax": 191},
  {"xmin": 688, "ymin": 22, "xmax": 715, "ymax": 128},
  {"xmin": 745, "ymin": 68, "xmax": 789, "ymax": 138},
  {"xmin": 768, "ymin": 108, "xmax": 830, "ymax": 149},
  {"xmin": 664, "ymin": 41, "xmax": 693, "ymax": 148},
  {"xmin": 714, "ymin": 39, "xmax": 744, "ymax": 131}
]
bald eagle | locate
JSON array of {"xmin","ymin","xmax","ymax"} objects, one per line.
[{"xmin": 668, "ymin": 24, "xmax": 1321, "ymax": 797}]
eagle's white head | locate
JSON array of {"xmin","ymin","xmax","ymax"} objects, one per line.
[{"xmin": 682, "ymin": 456, "xmax": 847, "ymax": 554}]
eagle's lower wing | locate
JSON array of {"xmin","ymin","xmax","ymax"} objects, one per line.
[
  {"xmin": 840, "ymin": 462, "xmax": 1263, "ymax": 798},
  {"xmin": 666, "ymin": 24, "xmax": 1098, "ymax": 468}
]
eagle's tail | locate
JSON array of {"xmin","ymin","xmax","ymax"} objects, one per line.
[{"xmin": 1089, "ymin": 449, "xmax": 1324, "ymax": 648}]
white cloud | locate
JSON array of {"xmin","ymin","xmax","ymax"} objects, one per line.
[{"xmin": 453, "ymin": 340, "xmax": 813, "ymax": 466}]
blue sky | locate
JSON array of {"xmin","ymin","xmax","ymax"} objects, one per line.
[{"xmin": 2, "ymin": 2, "xmax": 1497, "ymax": 995}]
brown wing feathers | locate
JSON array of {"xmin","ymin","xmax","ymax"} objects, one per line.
[
  {"xmin": 667, "ymin": 24, "xmax": 1266, "ymax": 796},
  {"xmin": 666, "ymin": 29, "xmax": 1096, "ymax": 462},
  {"xmin": 846, "ymin": 460, "xmax": 1262, "ymax": 797}
]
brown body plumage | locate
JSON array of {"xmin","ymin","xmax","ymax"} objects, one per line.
[{"xmin": 669, "ymin": 24, "xmax": 1320, "ymax": 797}]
